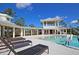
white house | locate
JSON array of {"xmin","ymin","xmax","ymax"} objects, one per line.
[{"xmin": 0, "ymin": 13, "xmax": 70, "ymax": 38}]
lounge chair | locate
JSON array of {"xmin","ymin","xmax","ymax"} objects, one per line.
[
  {"xmin": 4, "ymin": 37, "xmax": 32, "ymax": 49},
  {"xmin": 0, "ymin": 37, "xmax": 49, "ymax": 55},
  {"xmin": 0, "ymin": 37, "xmax": 32, "ymax": 54}
]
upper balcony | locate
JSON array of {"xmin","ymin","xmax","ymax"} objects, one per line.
[
  {"xmin": 43, "ymin": 26, "xmax": 60, "ymax": 29},
  {"xmin": 41, "ymin": 16, "xmax": 63, "ymax": 29}
]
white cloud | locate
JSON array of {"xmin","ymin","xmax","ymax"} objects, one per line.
[
  {"xmin": 16, "ymin": 3, "xmax": 32, "ymax": 9},
  {"xmin": 71, "ymin": 20, "xmax": 78, "ymax": 24},
  {"xmin": 56, "ymin": 16, "xmax": 60, "ymax": 18}
]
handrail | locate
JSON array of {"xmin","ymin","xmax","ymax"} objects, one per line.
[{"xmin": 62, "ymin": 21, "xmax": 79, "ymax": 34}]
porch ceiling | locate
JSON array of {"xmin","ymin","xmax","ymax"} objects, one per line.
[{"xmin": 0, "ymin": 20, "xmax": 22, "ymax": 28}]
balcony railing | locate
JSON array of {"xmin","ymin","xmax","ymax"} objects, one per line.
[{"xmin": 43, "ymin": 26, "xmax": 63, "ymax": 29}]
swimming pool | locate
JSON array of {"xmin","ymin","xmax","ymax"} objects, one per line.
[{"xmin": 44, "ymin": 35, "xmax": 79, "ymax": 48}]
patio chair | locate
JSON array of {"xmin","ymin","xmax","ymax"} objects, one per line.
[{"xmin": 0, "ymin": 37, "xmax": 49, "ymax": 55}]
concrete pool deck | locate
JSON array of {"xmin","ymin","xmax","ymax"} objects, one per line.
[{"xmin": 23, "ymin": 36, "xmax": 79, "ymax": 55}]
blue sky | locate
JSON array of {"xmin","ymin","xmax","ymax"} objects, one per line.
[{"xmin": 0, "ymin": 3, "xmax": 79, "ymax": 27}]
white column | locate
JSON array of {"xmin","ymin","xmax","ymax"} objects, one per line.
[
  {"xmin": 58, "ymin": 22, "xmax": 59, "ymax": 27},
  {"xmin": 13, "ymin": 27, "xmax": 15, "ymax": 38},
  {"xmin": 31, "ymin": 29, "xmax": 32, "ymax": 35},
  {"xmin": 37, "ymin": 29, "xmax": 39, "ymax": 35},
  {"xmin": 66, "ymin": 29, "xmax": 67, "ymax": 34},
  {"xmin": 63, "ymin": 29, "xmax": 64, "ymax": 34},
  {"xmin": 55, "ymin": 21, "xmax": 56, "ymax": 26},
  {"xmin": 43, "ymin": 22, "xmax": 44, "ymax": 28},
  {"xmin": 45, "ymin": 30, "xmax": 46, "ymax": 34},
  {"xmin": 48, "ymin": 30, "xmax": 50, "ymax": 34},
  {"xmin": 0, "ymin": 26, "xmax": 1, "ymax": 37},
  {"xmin": 24, "ymin": 29, "xmax": 25, "ymax": 36},
  {"xmin": 60, "ymin": 30, "xmax": 61, "ymax": 34},
  {"xmin": 21, "ymin": 28, "xmax": 23, "ymax": 37},
  {"xmin": 3, "ymin": 26, "xmax": 5, "ymax": 36},
  {"xmin": 55, "ymin": 29, "xmax": 56, "ymax": 34},
  {"xmin": 42, "ymin": 29, "xmax": 44, "ymax": 35}
]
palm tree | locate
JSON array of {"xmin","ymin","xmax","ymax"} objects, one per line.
[
  {"xmin": 3, "ymin": 8, "xmax": 16, "ymax": 17},
  {"xmin": 70, "ymin": 19, "xmax": 79, "ymax": 35},
  {"xmin": 29, "ymin": 24, "xmax": 35, "ymax": 27},
  {"xmin": 1, "ymin": 8, "xmax": 16, "ymax": 21},
  {"xmin": 60, "ymin": 20, "xmax": 72, "ymax": 34},
  {"xmin": 15, "ymin": 17, "xmax": 25, "ymax": 26},
  {"xmin": 60, "ymin": 20, "xmax": 67, "ymax": 27}
]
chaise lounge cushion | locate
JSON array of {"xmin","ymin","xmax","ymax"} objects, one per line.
[
  {"xmin": 12, "ymin": 40, "xmax": 32, "ymax": 49},
  {"xmin": 16, "ymin": 44, "xmax": 48, "ymax": 55}
]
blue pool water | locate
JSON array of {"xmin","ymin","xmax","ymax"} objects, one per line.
[{"xmin": 45, "ymin": 35, "xmax": 79, "ymax": 48}]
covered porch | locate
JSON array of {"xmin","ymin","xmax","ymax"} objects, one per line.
[
  {"xmin": 24, "ymin": 27, "xmax": 69, "ymax": 36},
  {"xmin": 0, "ymin": 20, "xmax": 26, "ymax": 38}
]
